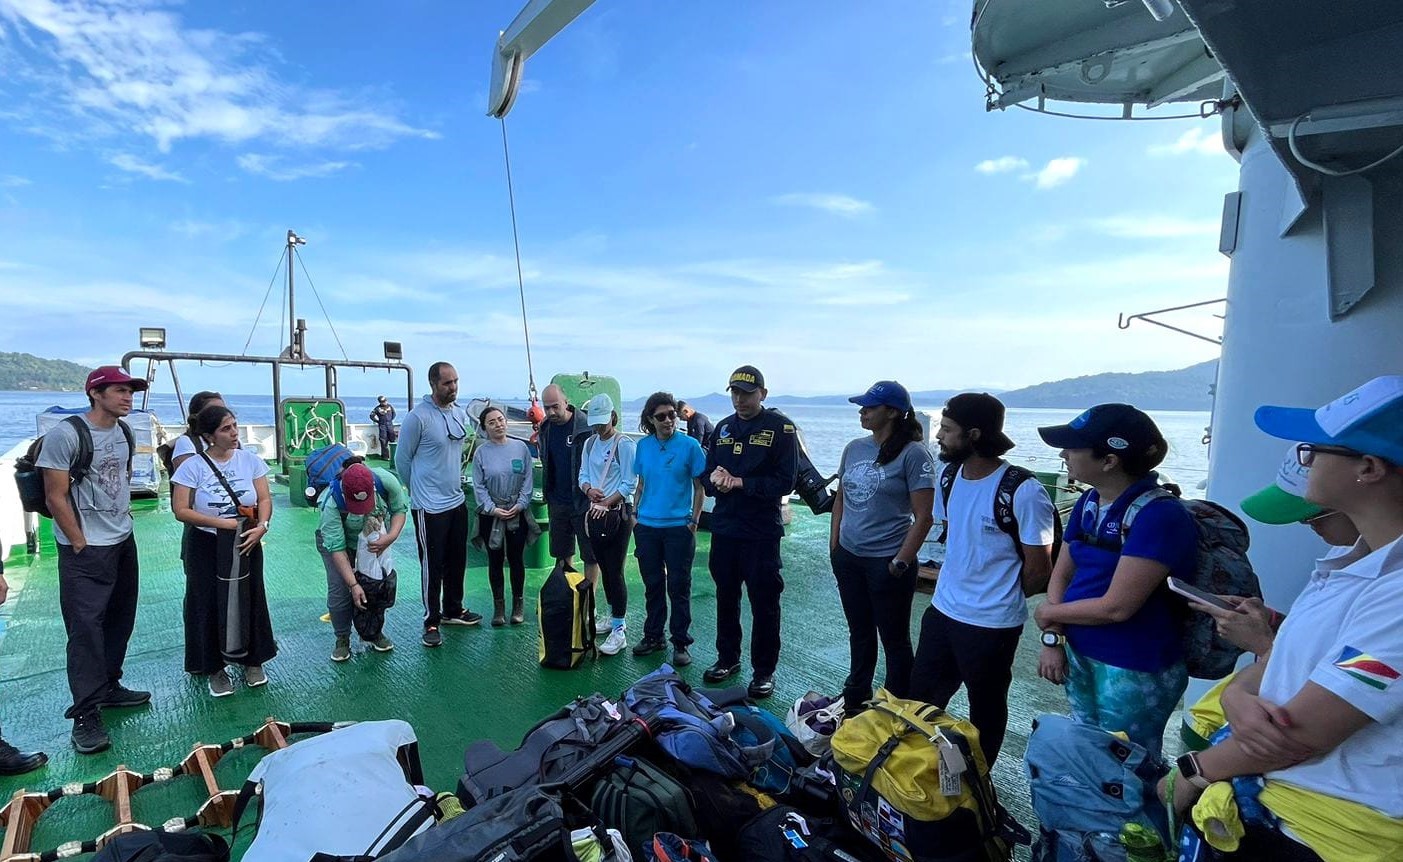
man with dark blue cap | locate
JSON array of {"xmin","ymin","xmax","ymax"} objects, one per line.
[{"xmin": 700, "ymin": 365, "xmax": 799, "ymax": 698}]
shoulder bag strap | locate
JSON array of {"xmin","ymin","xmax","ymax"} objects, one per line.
[{"xmin": 199, "ymin": 451, "xmax": 244, "ymax": 512}]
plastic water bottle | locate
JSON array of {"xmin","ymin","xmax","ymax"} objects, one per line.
[{"xmin": 1120, "ymin": 823, "xmax": 1170, "ymax": 862}]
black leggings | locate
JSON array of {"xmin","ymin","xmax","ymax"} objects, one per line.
[
  {"xmin": 478, "ymin": 513, "xmax": 528, "ymax": 602},
  {"xmin": 587, "ymin": 518, "xmax": 633, "ymax": 618}
]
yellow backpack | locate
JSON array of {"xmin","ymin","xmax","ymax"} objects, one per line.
[
  {"xmin": 830, "ymin": 690, "xmax": 1024, "ymax": 862},
  {"xmin": 537, "ymin": 563, "xmax": 596, "ymax": 668}
]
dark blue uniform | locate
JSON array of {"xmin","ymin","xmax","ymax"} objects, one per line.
[{"xmin": 701, "ymin": 408, "xmax": 798, "ymax": 676}]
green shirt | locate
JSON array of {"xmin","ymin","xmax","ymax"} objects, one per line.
[{"xmin": 316, "ymin": 466, "xmax": 409, "ymax": 553}]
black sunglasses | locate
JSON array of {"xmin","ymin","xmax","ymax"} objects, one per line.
[
  {"xmin": 1296, "ymin": 443, "xmax": 1365, "ymax": 467},
  {"xmin": 652, "ymin": 410, "xmax": 678, "ymax": 422},
  {"xmin": 442, "ymin": 411, "xmax": 467, "ymax": 441}
]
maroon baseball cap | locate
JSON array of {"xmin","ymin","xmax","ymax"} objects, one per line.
[
  {"xmin": 85, "ymin": 366, "xmax": 149, "ymax": 393},
  {"xmin": 339, "ymin": 463, "xmax": 378, "ymax": 515}
]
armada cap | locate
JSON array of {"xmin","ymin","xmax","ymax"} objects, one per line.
[
  {"xmin": 85, "ymin": 365, "xmax": 148, "ymax": 393},
  {"xmin": 728, "ymin": 365, "xmax": 764, "ymax": 393},
  {"xmin": 1254, "ymin": 375, "xmax": 1403, "ymax": 467}
]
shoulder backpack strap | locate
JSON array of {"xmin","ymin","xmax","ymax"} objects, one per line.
[
  {"xmin": 1120, "ymin": 487, "xmax": 1174, "ymax": 538},
  {"xmin": 64, "ymin": 415, "xmax": 95, "ymax": 485},
  {"xmin": 935, "ymin": 463, "xmax": 958, "ymax": 544},
  {"xmin": 119, "ymin": 419, "xmax": 134, "ymax": 477},
  {"xmin": 995, "ymin": 466, "xmax": 1033, "ymax": 561}
]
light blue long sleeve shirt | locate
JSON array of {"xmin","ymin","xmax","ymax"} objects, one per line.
[
  {"xmin": 578, "ymin": 432, "xmax": 637, "ymax": 501},
  {"xmin": 394, "ymin": 395, "xmax": 468, "ymax": 514}
]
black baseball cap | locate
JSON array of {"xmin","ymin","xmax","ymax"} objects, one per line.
[
  {"xmin": 1038, "ymin": 403, "xmax": 1160, "ymax": 453},
  {"xmin": 943, "ymin": 393, "xmax": 1014, "ymax": 455},
  {"xmin": 728, "ymin": 365, "xmax": 765, "ymax": 393}
]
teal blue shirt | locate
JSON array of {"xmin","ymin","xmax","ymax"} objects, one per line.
[{"xmin": 634, "ymin": 432, "xmax": 706, "ymax": 528}]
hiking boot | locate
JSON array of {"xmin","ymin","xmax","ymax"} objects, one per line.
[
  {"xmin": 244, "ymin": 665, "xmax": 267, "ymax": 687},
  {"xmin": 0, "ymin": 738, "xmax": 47, "ymax": 775},
  {"xmin": 71, "ymin": 713, "xmax": 110, "ymax": 754},
  {"xmin": 331, "ymin": 634, "xmax": 352, "ymax": 662},
  {"xmin": 102, "ymin": 684, "xmax": 151, "ymax": 708},
  {"xmin": 702, "ymin": 661, "xmax": 741, "ymax": 684},
  {"xmin": 371, "ymin": 635, "xmax": 394, "ymax": 652},
  {"xmin": 747, "ymin": 675, "xmax": 776, "ymax": 700},
  {"xmin": 208, "ymin": 669, "xmax": 234, "ymax": 698},
  {"xmin": 672, "ymin": 646, "xmax": 693, "ymax": 667},
  {"xmin": 443, "ymin": 609, "xmax": 483, "ymax": 626},
  {"xmin": 491, "ymin": 599, "xmax": 507, "ymax": 628},
  {"xmin": 510, "ymin": 597, "xmax": 525, "ymax": 625},
  {"xmin": 594, "ymin": 616, "xmax": 613, "ymax": 637},
  {"xmin": 598, "ymin": 622, "xmax": 628, "ymax": 656},
  {"xmin": 632, "ymin": 639, "xmax": 666, "ymax": 657},
  {"xmin": 422, "ymin": 626, "xmax": 442, "ymax": 648}
]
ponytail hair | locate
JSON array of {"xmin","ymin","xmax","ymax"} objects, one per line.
[{"xmin": 876, "ymin": 409, "xmax": 925, "ymax": 466}]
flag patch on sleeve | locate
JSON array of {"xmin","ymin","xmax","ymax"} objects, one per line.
[{"xmin": 1334, "ymin": 647, "xmax": 1400, "ymax": 690}]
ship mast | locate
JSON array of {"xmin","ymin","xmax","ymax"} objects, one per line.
[{"xmin": 283, "ymin": 229, "xmax": 307, "ymax": 361}]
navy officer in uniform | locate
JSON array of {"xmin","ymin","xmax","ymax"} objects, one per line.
[{"xmin": 700, "ymin": 365, "xmax": 799, "ymax": 698}]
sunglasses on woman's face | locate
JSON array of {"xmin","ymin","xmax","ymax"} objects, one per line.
[{"xmin": 653, "ymin": 410, "xmax": 677, "ymax": 423}]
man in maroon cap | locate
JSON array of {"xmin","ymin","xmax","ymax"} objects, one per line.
[{"xmin": 37, "ymin": 366, "xmax": 151, "ymax": 754}]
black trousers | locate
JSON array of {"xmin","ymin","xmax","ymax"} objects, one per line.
[
  {"xmin": 709, "ymin": 534, "xmax": 783, "ymax": 676},
  {"xmin": 479, "ymin": 513, "xmax": 528, "ymax": 602},
  {"xmin": 634, "ymin": 524, "xmax": 695, "ymax": 648},
  {"xmin": 586, "ymin": 517, "xmax": 632, "ymax": 619},
  {"xmin": 909, "ymin": 605, "xmax": 1023, "ymax": 766},
  {"xmin": 831, "ymin": 544, "xmax": 917, "ymax": 705},
  {"xmin": 412, "ymin": 503, "xmax": 469, "ymax": 628},
  {"xmin": 58, "ymin": 534, "xmax": 140, "ymax": 718},
  {"xmin": 1215, "ymin": 823, "xmax": 1324, "ymax": 861}
]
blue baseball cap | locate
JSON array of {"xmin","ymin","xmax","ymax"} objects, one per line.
[
  {"xmin": 1037, "ymin": 403, "xmax": 1160, "ymax": 454},
  {"xmin": 1254, "ymin": 375, "xmax": 1403, "ymax": 466},
  {"xmin": 849, "ymin": 380, "xmax": 912, "ymax": 412}
]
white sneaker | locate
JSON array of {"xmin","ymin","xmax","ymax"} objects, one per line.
[
  {"xmin": 599, "ymin": 622, "xmax": 628, "ymax": 656},
  {"xmin": 594, "ymin": 616, "xmax": 613, "ymax": 637}
]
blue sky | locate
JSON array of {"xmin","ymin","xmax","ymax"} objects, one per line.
[{"xmin": 0, "ymin": 0, "xmax": 1235, "ymax": 399}]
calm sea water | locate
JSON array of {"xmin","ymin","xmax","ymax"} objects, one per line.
[{"xmin": 0, "ymin": 390, "xmax": 1211, "ymax": 492}]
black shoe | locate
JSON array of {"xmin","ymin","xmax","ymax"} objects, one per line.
[
  {"xmin": 422, "ymin": 626, "xmax": 442, "ymax": 648},
  {"xmin": 632, "ymin": 639, "xmax": 666, "ymax": 657},
  {"xmin": 442, "ymin": 609, "xmax": 483, "ymax": 626},
  {"xmin": 747, "ymin": 675, "xmax": 776, "ymax": 699},
  {"xmin": 702, "ymin": 661, "xmax": 741, "ymax": 684},
  {"xmin": 102, "ymin": 684, "xmax": 152, "ymax": 708},
  {"xmin": 672, "ymin": 646, "xmax": 692, "ymax": 667},
  {"xmin": 72, "ymin": 713, "xmax": 110, "ymax": 754},
  {"xmin": 0, "ymin": 739, "xmax": 47, "ymax": 775}
]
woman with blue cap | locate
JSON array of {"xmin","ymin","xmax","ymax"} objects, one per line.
[
  {"xmin": 830, "ymin": 381, "xmax": 935, "ymax": 708},
  {"xmin": 1159, "ymin": 376, "xmax": 1403, "ymax": 862}
]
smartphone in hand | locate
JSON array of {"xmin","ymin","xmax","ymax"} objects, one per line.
[{"xmin": 1167, "ymin": 577, "xmax": 1236, "ymax": 612}]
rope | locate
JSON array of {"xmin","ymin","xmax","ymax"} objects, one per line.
[
  {"xmin": 242, "ymin": 247, "xmax": 288, "ymax": 356},
  {"xmin": 293, "ymin": 249, "xmax": 349, "ymax": 360},
  {"xmin": 499, "ymin": 118, "xmax": 539, "ymax": 404}
]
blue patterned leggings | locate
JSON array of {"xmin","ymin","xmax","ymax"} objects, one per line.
[{"xmin": 1063, "ymin": 644, "xmax": 1188, "ymax": 761}]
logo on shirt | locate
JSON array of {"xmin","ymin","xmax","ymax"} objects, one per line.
[
  {"xmin": 749, "ymin": 430, "xmax": 774, "ymax": 447},
  {"xmin": 842, "ymin": 460, "xmax": 883, "ymax": 507},
  {"xmin": 1334, "ymin": 647, "xmax": 1399, "ymax": 691}
]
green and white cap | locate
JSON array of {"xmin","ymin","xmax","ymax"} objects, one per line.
[{"xmin": 1240, "ymin": 443, "xmax": 1325, "ymax": 525}]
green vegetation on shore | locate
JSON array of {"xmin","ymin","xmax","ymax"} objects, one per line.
[{"xmin": 0, "ymin": 352, "xmax": 92, "ymax": 391}]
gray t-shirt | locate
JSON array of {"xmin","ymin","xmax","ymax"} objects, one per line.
[
  {"xmin": 837, "ymin": 436, "xmax": 937, "ymax": 557},
  {"xmin": 471, "ymin": 438, "xmax": 534, "ymax": 514},
  {"xmin": 35, "ymin": 416, "xmax": 134, "ymax": 546}
]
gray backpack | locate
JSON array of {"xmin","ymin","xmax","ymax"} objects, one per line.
[{"xmin": 377, "ymin": 786, "xmax": 571, "ymax": 862}]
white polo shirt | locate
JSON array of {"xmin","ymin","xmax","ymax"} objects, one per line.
[{"xmin": 1260, "ymin": 536, "xmax": 1403, "ymax": 816}]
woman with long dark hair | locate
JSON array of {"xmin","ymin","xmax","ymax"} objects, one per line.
[
  {"xmin": 470, "ymin": 406, "xmax": 535, "ymax": 627},
  {"xmin": 631, "ymin": 391, "xmax": 707, "ymax": 665},
  {"xmin": 167, "ymin": 391, "xmax": 224, "ymax": 473},
  {"xmin": 1033, "ymin": 403, "xmax": 1195, "ymax": 759},
  {"xmin": 171, "ymin": 405, "xmax": 277, "ymax": 697},
  {"xmin": 830, "ymin": 381, "xmax": 935, "ymax": 706}
]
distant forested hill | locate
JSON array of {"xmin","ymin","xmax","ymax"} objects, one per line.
[
  {"xmin": 998, "ymin": 360, "xmax": 1217, "ymax": 411},
  {"xmin": 0, "ymin": 352, "xmax": 91, "ymax": 391}
]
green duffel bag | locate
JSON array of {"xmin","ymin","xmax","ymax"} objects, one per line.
[{"xmin": 591, "ymin": 755, "xmax": 699, "ymax": 859}]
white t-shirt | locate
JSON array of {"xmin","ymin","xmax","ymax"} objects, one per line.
[
  {"xmin": 171, "ymin": 449, "xmax": 269, "ymax": 535},
  {"xmin": 931, "ymin": 462, "xmax": 1056, "ymax": 629},
  {"xmin": 1261, "ymin": 537, "xmax": 1403, "ymax": 817},
  {"xmin": 171, "ymin": 433, "xmax": 201, "ymax": 462}
]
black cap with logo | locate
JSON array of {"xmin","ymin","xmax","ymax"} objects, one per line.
[{"xmin": 728, "ymin": 365, "xmax": 765, "ymax": 393}]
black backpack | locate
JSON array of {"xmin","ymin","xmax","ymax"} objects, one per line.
[
  {"xmin": 591, "ymin": 755, "xmax": 700, "ymax": 860},
  {"xmin": 90, "ymin": 830, "xmax": 229, "ymax": 862},
  {"xmin": 376, "ymin": 786, "xmax": 592, "ymax": 862},
  {"xmin": 14, "ymin": 415, "xmax": 134, "ymax": 518},
  {"xmin": 937, "ymin": 463, "xmax": 1063, "ymax": 583}
]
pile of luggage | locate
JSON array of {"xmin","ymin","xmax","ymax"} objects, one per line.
[{"xmin": 209, "ymin": 668, "xmax": 1031, "ymax": 862}]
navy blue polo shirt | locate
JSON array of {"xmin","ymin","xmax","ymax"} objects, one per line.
[{"xmin": 1062, "ymin": 476, "xmax": 1197, "ymax": 672}]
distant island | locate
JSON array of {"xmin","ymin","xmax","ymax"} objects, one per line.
[
  {"xmin": 0, "ymin": 352, "xmax": 91, "ymax": 391},
  {"xmin": 634, "ymin": 360, "xmax": 1217, "ymax": 414}
]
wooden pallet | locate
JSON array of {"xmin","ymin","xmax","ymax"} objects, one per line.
[{"xmin": 0, "ymin": 718, "xmax": 331, "ymax": 862}]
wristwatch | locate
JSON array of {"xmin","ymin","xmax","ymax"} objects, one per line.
[
  {"xmin": 258, "ymin": 520, "xmax": 271, "ymax": 532},
  {"xmin": 1176, "ymin": 751, "xmax": 1212, "ymax": 789},
  {"xmin": 890, "ymin": 559, "xmax": 911, "ymax": 575},
  {"xmin": 1039, "ymin": 631, "xmax": 1065, "ymax": 648}
]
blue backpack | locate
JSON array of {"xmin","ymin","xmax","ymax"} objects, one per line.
[
  {"xmin": 724, "ymin": 705, "xmax": 810, "ymax": 796},
  {"xmin": 1024, "ymin": 714, "xmax": 1169, "ymax": 862},
  {"xmin": 306, "ymin": 443, "xmax": 354, "ymax": 497},
  {"xmin": 622, "ymin": 666, "xmax": 772, "ymax": 780}
]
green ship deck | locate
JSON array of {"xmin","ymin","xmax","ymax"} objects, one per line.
[{"xmin": 0, "ymin": 480, "xmax": 1177, "ymax": 858}]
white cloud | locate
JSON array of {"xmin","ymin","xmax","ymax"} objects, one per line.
[
  {"xmin": 1027, "ymin": 157, "xmax": 1085, "ymax": 189},
  {"xmin": 169, "ymin": 218, "xmax": 249, "ymax": 241},
  {"xmin": 975, "ymin": 156, "xmax": 1028, "ymax": 174},
  {"xmin": 1149, "ymin": 127, "xmax": 1223, "ymax": 157},
  {"xmin": 0, "ymin": 0, "xmax": 438, "ymax": 155},
  {"xmin": 108, "ymin": 153, "xmax": 186, "ymax": 182},
  {"xmin": 237, "ymin": 154, "xmax": 355, "ymax": 181},
  {"xmin": 0, "ymin": 174, "xmax": 31, "ymax": 187},
  {"xmin": 771, "ymin": 193, "xmax": 874, "ymax": 217},
  {"xmin": 1091, "ymin": 215, "xmax": 1219, "ymax": 239}
]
